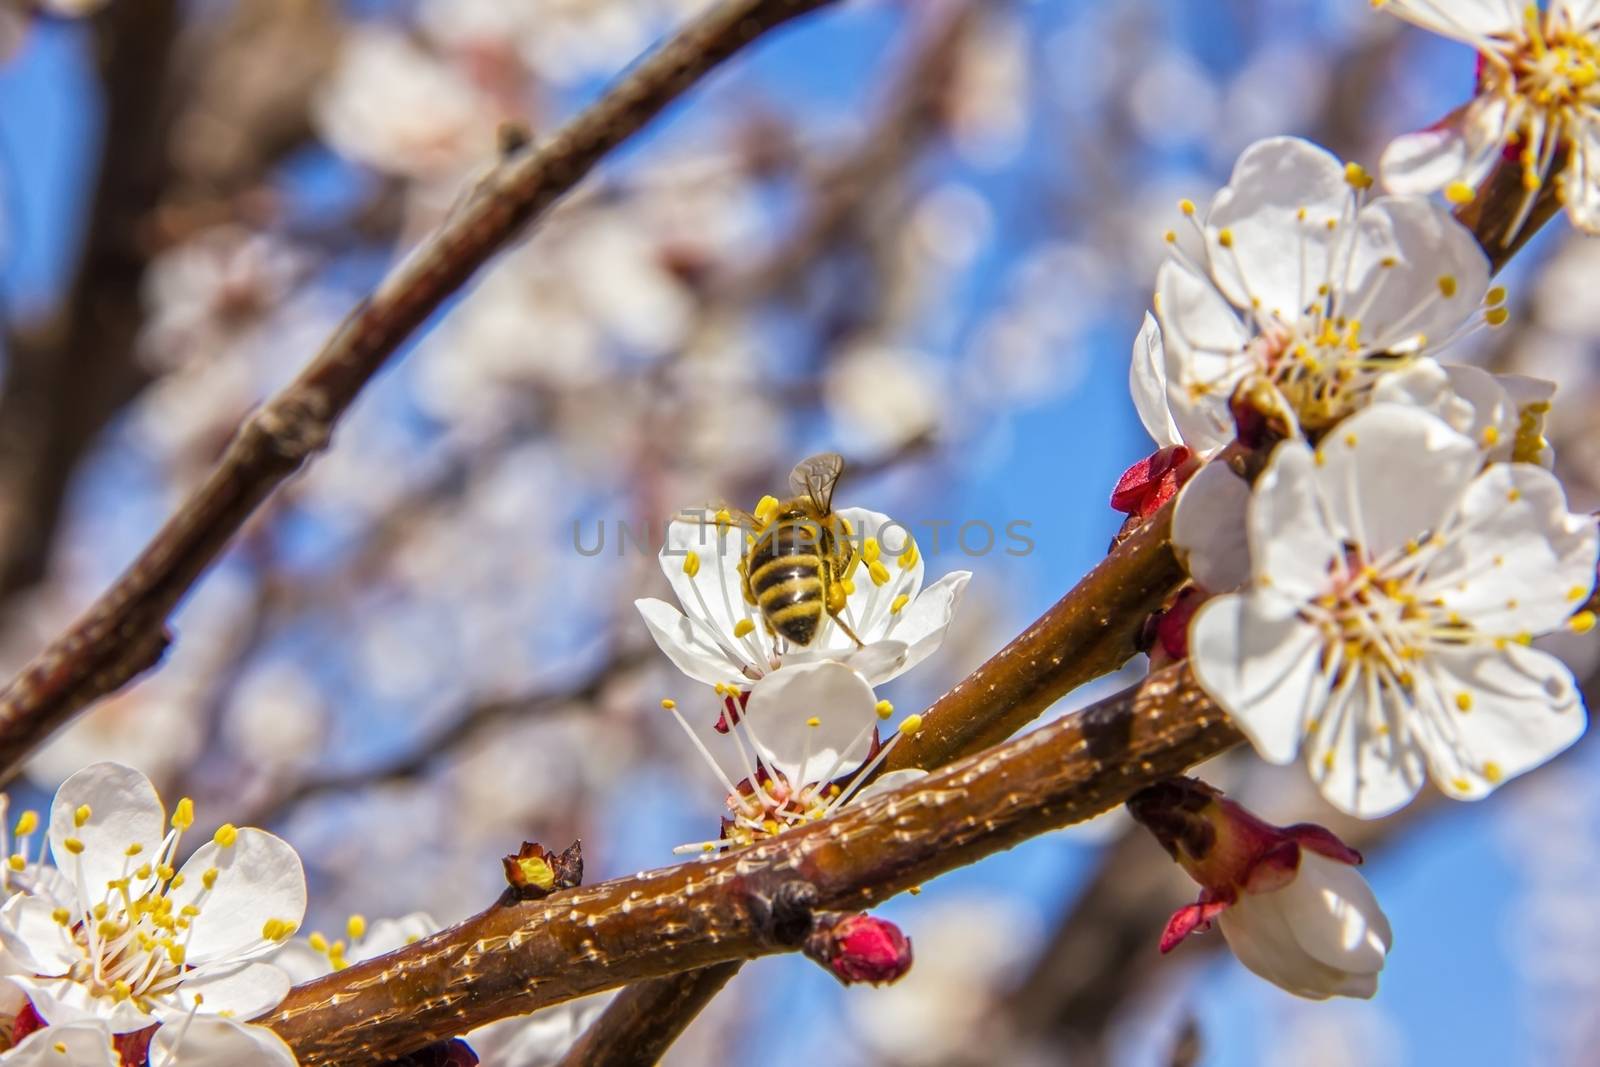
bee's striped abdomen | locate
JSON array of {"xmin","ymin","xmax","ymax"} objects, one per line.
[{"xmin": 749, "ymin": 518, "xmax": 827, "ymax": 646}]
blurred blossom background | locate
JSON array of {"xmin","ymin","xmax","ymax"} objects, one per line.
[{"xmin": 0, "ymin": 0, "xmax": 1596, "ymax": 1064}]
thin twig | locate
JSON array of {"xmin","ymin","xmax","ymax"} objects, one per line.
[
  {"xmin": 264, "ymin": 662, "xmax": 1242, "ymax": 1064},
  {"xmin": 0, "ymin": 0, "xmax": 842, "ymax": 783}
]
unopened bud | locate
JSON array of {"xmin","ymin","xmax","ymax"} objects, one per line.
[
  {"xmin": 501, "ymin": 840, "xmax": 583, "ymax": 901},
  {"xmin": 805, "ymin": 912, "xmax": 913, "ymax": 986},
  {"xmin": 1143, "ymin": 586, "xmax": 1208, "ymax": 667},
  {"xmin": 1129, "ymin": 776, "xmax": 1388, "ymax": 999}
]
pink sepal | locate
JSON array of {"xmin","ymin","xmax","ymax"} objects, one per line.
[
  {"xmin": 1240, "ymin": 840, "xmax": 1301, "ymax": 895},
  {"xmin": 1159, "ymin": 894, "xmax": 1231, "ymax": 953},
  {"xmin": 1111, "ymin": 446, "xmax": 1193, "ymax": 519},
  {"xmin": 1286, "ymin": 823, "xmax": 1364, "ymax": 866}
]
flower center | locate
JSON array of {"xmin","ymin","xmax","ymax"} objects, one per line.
[
  {"xmin": 1509, "ymin": 18, "xmax": 1600, "ymax": 112},
  {"xmin": 1308, "ymin": 550, "xmax": 1440, "ymax": 693},
  {"xmin": 1252, "ymin": 315, "xmax": 1416, "ymax": 434},
  {"xmin": 62, "ymin": 884, "xmax": 192, "ymax": 1012},
  {"xmin": 1481, "ymin": 8, "xmax": 1600, "ymax": 193},
  {"xmin": 719, "ymin": 774, "xmax": 835, "ymax": 849}
]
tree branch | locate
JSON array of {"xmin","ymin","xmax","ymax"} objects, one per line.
[
  {"xmin": 264, "ymin": 663, "xmax": 1242, "ymax": 1063},
  {"xmin": 0, "ymin": 0, "xmax": 842, "ymax": 782}
]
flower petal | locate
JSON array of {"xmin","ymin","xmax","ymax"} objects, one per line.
[
  {"xmin": 851, "ymin": 768, "xmax": 928, "ymax": 804},
  {"xmin": 1218, "ymin": 892, "xmax": 1365, "ymax": 1000},
  {"xmin": 0, "ymin": 895, "xmax": 77, "ymax": 977},
  {"xmin": 1342, "ymin": 197, "xmax": 1489, "ymax": 355},
  {"xmin": 635, "ymin": 597, "xmax": 749, "ymax": 688},
  {"xmin": 1373, "ymin": 0, "xmax": 1521, "ymax": 39},
  {"xmin": 150, "ymin": 1015, "xmax": 299, "ymax": 1067},
  {"xmin": 1188, "ymin": 594, "xmax": 1328, "ymax": 764},
  {"xmin": 1379, "ymin": 118, "xmax": 1473, "ymax": 196},
  {"xmin": 1204, "ymin": 136, "xmax": 1350, "ymax": 320},
  {"xmin": 1416, "ymin": 644, "xmax": 1586, "ymax": 800},
  {"xmin": 1278, "ymin": 852, "xmax": 1392, "ymax": 980},
  {"xmin": 827, "ymin": 508, "xmax": 925, "ymax": 651},
  {"xmin": 171, "ymin": 961, "xmax": 292, "ymax": 1023},
  {"xmin": 352, "ymin": 911, "xmax": 439, "ymax": 963},
  {"xmin": 1312, "ymin": 404, "xmax": 1481, "ymax": 561},
  {"xmin": 48, "ymin": 763, "xmax": 165, "ymax": 908},
  {"xmin": 1371, "ymin": 359, "xmax": 1476, "ymax": 435},
  {"xmin": 5, "ymin": 974, "xmax": 155, "ymax": 1033},
  {"xmin": 1154, "ymin": 258, "xmax": 1250, "ymax": 453},
  {"xmin": 660, "ymin": 514, "xmax": 773, "ymax": 666},
  {"xmin": 1173, "ymin": 460, "xmax": 1252, "ymax": 592},
  {"xmin": 1379, "ymin": 95, "xmax": 1509, "ymax": 198},
  {"xmin": 878, "ymin": 571, "xmax": 971, "ymax": 681},
  {"xmin": 1248, "ymin": 440, "xmax": 1339, "ymax": 602},
  {"xmin": 786, "ymin": 641, "xmax": 909, "ymax": 687},
  {"xmin": 1556, "ymin": 0, "xmax": 1600, "ymax": 30},
  {"xmin": 1306, "ymin": 662, "xmax": 1428, "ymax": 819},
  {"xmin": 466, "ymin": 995, "xmax": 611, "ymax": 1066},
  {"xmin": 1422, "ymin": 462, "xmax": 1598, "ymax": 636},
  {"xmin": 1130, "ymin": 312, "xmax": 1182, "ymax": 449},
  {"xmin": 266, "ymin": 938, "xmax": 332, "ymax": 985},
  {"xmin": 4, "ymin": 1020, "xmax": 118, "ymax": 1067},
  {"xmin": 740, "ymin": 661, "xmax": 877, "ymax": 786},
  {"xmin": 169, "ymin": 829, "xmax": 306, "ymax": 968},
  {"xmin": 1563, "ymin": 121, "xmax": 1600, "ymax": 235}
]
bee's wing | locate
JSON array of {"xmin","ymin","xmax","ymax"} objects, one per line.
[{"xmin": 789, "ymin": 452, "xmax": 845, "ymax": 513}]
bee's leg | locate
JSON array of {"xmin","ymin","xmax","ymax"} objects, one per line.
[{"xmin": 831, "ymin": 612, "xmax": 866, "ymax": 648}]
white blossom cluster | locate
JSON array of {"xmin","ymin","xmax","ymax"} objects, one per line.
[{"xmin": 1111, "ymin": 6, "xmax": 1600, "ymax": 993}]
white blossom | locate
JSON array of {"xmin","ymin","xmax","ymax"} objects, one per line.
[
  {"xmin": 660, "ymin": 660, "xmax": 930, "ymax": 855},
  {"xmin": 314, "ymin": 25, "xmax": 498, "ymax": 180},
  {"xmin": 1187, "ymin": 403, "xmax": 1598, "ymax": 817},
  {"xmin": 1141, "ymin": 136, "xmax": 1498, "ymax": 454},
  {"xmin": 1376, "ymin": 0, "xmax": 1600, "ymax": 235},
  {"xmin": 635, "ymin": 507, "xmax": 970, "ymax": 690},
  {"xmin": 0, "ymin": 763, "xmax": 306, "ymax": 1032}
]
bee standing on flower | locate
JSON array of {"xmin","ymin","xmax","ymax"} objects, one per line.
[{"xmin": 739, "ymin": 452, "xmax": 864, "ymax": 648}]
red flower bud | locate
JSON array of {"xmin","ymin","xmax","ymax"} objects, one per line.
[
  {"xmin": 1147, "ymin": 585, "xmax": 1208, "ymax": 666},
  {"xmin": 805, "ymin": 913, "xmax": 913, "ymax": 985}
]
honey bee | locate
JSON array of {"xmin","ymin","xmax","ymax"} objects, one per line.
[{"xmin": 740, "ymin": 453, "xmax": 862, "ymax": 648}]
